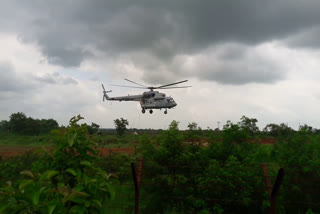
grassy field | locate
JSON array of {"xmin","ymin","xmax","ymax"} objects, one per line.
[{"xmin": 0, "ymin": 132, "xmax": 52, "ymax": 146}]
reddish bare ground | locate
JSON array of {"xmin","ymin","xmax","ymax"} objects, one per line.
[
  {"xmin": 98, "ymin": 148, "xmax": 135, "ymax": 156},
  {"xmin": 0, "ymin": 138, "xmax": 276, "ymax": 158},
  {"xmin": 260, "ymin": 138, "xmax": 276, "ymax": 145},
  {"xmin": 0, "ymin": 146, "xmax": 135, "ymax": 158},
  {"xmin": 0, "ymin": 146, "xmax": 37, "ymax": 158}
]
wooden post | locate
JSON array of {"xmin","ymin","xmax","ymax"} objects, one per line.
[
  {"xmin": 137, "ymin": 158, "xmax": 143, "ymax": 190},
  {"xmin": 269, "ymin": 168, "xmax": 284, "ymax": 214},
  {"xmin": 131, "ymin": 162, "xmax": 139, "ymax": 214},
  {"xmin": 263, "ymin": 164, "xmax": 284, "ymax": 214},
  {"xmin": 262, "ymin": 163, "xmax": 272, "ymax": 196}
]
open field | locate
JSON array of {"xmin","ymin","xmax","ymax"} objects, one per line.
[{"xmin": 0, "ymin": 145, "xmax": 135, "ymax": 158}]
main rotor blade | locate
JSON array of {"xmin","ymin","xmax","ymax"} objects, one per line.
[
  {"xmin": 158, "ymin": 86, "xmax": 192, "ymax": 89},
  {"xmin": 102, "ymin": 84, "xmax": 106, "ymax": 91},
  {"xmin": 111, "ymin": 84, "xmax": 147, "ymax": 89},
  {"xmin": 124, "ymin": 78, "xmax": 147, "ymax": 87},
  {"xmin": 157, "ymin": 80, "xmax": 188, "ymax": 88}
]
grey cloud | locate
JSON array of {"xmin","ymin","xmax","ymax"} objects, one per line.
[
  {"xmin": 35, "ymin": 72, "xmax": 78, "ymax": 85},
  {"xmin": 126, "ymin": 43, "xmax": 286, "ymax": 85},
  {"xmin": 0, "ymin": 62, "xmax": 35, "ymax": 92},
  {"xmin": 2, "ymin": 0, "xmax": 319, "ymax": 84},
  {"xmin": 284, "ymin": 26, "xmax": 320, "ymax": 48},
  {"xmin": 210, "ymin": 66, "xmax": 283, "ymax": 85}
]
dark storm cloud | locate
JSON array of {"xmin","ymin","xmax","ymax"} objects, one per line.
[{"xmin": 2, "ymin": 0, "xmax": 320, "ymax": 84}]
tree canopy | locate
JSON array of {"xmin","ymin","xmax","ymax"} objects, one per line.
[{"xmin": 0, "ymin": 112, "xmax": 59, "ymax": 135}]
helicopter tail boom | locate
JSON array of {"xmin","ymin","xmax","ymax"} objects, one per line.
[{"xmin": 102, "ymin": 84, "xmax": 112, "ymax": 101}]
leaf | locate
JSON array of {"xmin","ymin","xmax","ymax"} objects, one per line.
[
  {"xmin": 20, "ymin": 170, "xmax": 34, "ymax": 178},
  {"xmin": 48, "ymin": 204, "xmax": 56, "ymax": 214},
  {"xmin": 107, "ymin": 184, "xmax": 115, "ymax": 200},
  {"xmin": 19, "ymin": 179, "xmax": 34, "ymax": 190},
  {"xmin": 69, "ymin": 205, "xmax": 86, "ymax": 214},
  {"xmin": 63, "ymin": 191, "xmax": 89, "ymax": 204},
  {"xmin": 40, "ymin": 170, "xmax": 59, "ymax": 180},
  {"xmin": 58, "ymin": 186, "xmax": 70, "ymax": 197},
  {"xmin": 74, "ymin": 185, "xmax": 84, "ymax": 192},
  {"xmin": 84, "ymin": 200, "xmax": 91, "ymax": 208},
  {"xmin": 92, "ymin": 200, "xmax": 102, "ymax": 208},
  {"xmin": 68, "ymin": 133, "xmax": 77, "ymax": 147},
  {"xmin": 80, "ymin": 160, "xmax": 91, "ymax": 167},
  {"xmin": 0, "ymin": 204, "xmax": 9, "ymax": 213},
  {"xmin": 66, "ymin": 168, "xmax": 77, "ymax": 176},
  {"xmin": 31, "ymin": 191, "xmax": 41, "ymax": 205}
]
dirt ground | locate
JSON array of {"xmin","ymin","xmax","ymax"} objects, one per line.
[
  {"xmin": 0, "ymin": 138, "xmax": 275, "ymax": 158},
  {"xmin": 0, "ymin": 145, "xmax": 135, "ymax": 158}
]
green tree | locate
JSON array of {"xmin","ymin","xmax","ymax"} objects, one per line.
[
  {"xmin": 0, "ymin": 120, "xmax": 9, "ymax": 132},
  {"xmin": 186, "ymin": 122, "xmax": 202, "ymax": 143},
  {"xmin": 238, "ymin": 115, "xmax": 259, "ymax": 136},
  {"xmin": 85, "ymin": 122, "xmax": 100, "ymax": 135},
  {"xmin": 298, "ymin": 124, "xmax": 314, "ymax": 134},
  {"xmin": 263, "ymin": 123, "xmax": 294, "ymax": 137},
  {"xmin": 114, "ymin": 118, "xmax": 129, "ymax": 136},
  {"xmin": 9, "ymin": 112, "xmax": 27, "ymax": 134}
]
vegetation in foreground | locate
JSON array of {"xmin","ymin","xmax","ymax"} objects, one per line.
[
  {"xmin": 0, "ymin": 115, "xmax": 116, "ymax": 213},
  {"xmin": 0, "ymin": 114, "xmax": 320, "ymax": 213}
]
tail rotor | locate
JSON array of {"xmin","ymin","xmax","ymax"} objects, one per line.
[{"xmin": 102, "ymin": 84, "xmax": 112, "ymax": 101}]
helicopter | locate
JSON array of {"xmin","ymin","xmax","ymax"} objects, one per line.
[{"xmin": 102, "ymin": 79, "xmax": 191, "ymax": 114}]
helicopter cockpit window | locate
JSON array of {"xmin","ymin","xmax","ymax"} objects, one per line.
[{"xmin": 167, "ymin": 98, "xmax": 174, "ymax": 103}]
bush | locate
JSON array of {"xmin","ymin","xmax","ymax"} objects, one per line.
[{"xmin": 0, "ymin": 115, "xmax": 116, "ymax": 214}]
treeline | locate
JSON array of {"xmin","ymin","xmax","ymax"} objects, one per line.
[
  {"xmin": 0, "ymin": 112, "xmax": 59, "ymax": 135},
  {"xmin": 182, "ymin": 116, "xmax": 320, "ymax": 139}
]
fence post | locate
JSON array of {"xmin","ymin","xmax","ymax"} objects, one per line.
[
  {"xmin": 137, "ymin": 158, "xmax": 143, "ymax": 190},
  {"xmin": 131, "ymin": 162, "xmax": 139, "ymax": 214},
  {"xmin": 269, "ymin": 168, "xmax": 284, "ymax": 214},
  {"xmin": 131, "ymin": 159, "xmax": 143, "ymax": 214},
  {"xmin": 262, "ymin": 163, "xmax": 272, "ymax": 196},
  {"xmin": 263, "ymin": 164, "xmax": 285, "ymax": 214}
]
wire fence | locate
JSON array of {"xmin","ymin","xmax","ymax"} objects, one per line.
[
  {"xmin": 101, "ymin": 158, "xmax": 320, "ymax": 214},
  {"xmin": 1, "ymin": 156, "xmax": 320, "ymax": 214}
]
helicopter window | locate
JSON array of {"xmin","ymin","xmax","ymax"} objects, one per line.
[{"xmin": 167, "ymin": 98, "xmax": 174, "ymax": 103}]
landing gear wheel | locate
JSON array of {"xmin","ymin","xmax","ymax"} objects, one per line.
[
  {"xmin": 164, "ymin": 110, "xmax": 167, "ymax": 114},
  {"xmin": 142, "ymin": 109, "xmax": 145, "ymax": 114},
  {"xmin": 149, "ymin": 110, "xmax": 153, "ymax": 114}
]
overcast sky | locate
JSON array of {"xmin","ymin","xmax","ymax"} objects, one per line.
[{"xmin": 1, "ymin": 0, "xmax": 320, "ymax": 130}]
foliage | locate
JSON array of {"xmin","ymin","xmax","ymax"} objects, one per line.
[
  {"xmin": 185, "ymin": 122, "xmax": 202, "ymax": 143},
  {"xmin": 0, "ymin": 115, "xmax": 115, "ymax": 213},
  {"xmin": 85, "ymin": 122, "xmax": 100, "ymax": 135},
  {"xmin": 1, "ymin": 114, "xmax": 320, "ymax": 213},
  {"xmin": 139, "ymin": 119, "xmax": 267, "ymax": 213},
  {"xmin": 0, "ymin": 112, "xmax": 59, "ymax": 136},
  {"xmin": 263, "ymin": 123, "xmax": 295, "ymax": 138},
  {"xmin": 238, "ymin": 115, "xmax": 259, "ymax": 136},
  {"xmin": 114, "ymin": 118, "xmax": 129, "ymax": 136}
]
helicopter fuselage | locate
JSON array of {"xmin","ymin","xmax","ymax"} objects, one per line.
[
  {"xmin": 104, "ymin": 90, "xmax": 177, "ymax": 112},
  {"xmin": 140, "ymin": 91, "xmax": 177, "ymax": 109}
]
